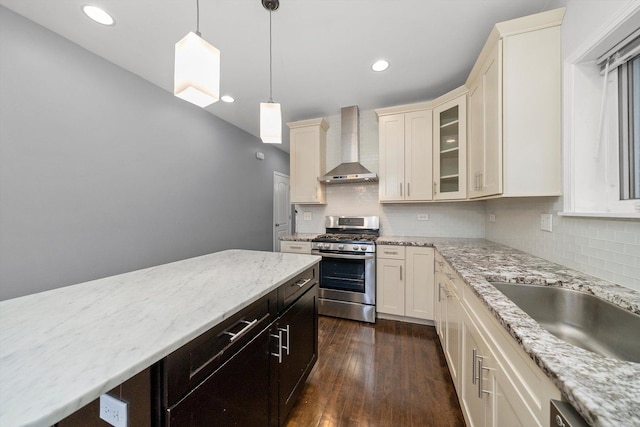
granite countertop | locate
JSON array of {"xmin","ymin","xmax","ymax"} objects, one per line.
[
  {"xmin": 0, "ymin": 249, "xmax": 320, "ymax": 427},
  {"xmin": 279, "ymin": 233, "xmax": 320, "ymax": 242},
  {"xmin": 379, "ymin": 236, "xmax": 640, "ymax": 427}
]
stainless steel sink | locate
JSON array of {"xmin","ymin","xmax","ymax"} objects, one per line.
[{"xmin": 489, "ymin": 282, "xmax": 640, "ymax": 362}]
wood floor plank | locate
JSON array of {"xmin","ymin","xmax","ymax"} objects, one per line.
[{"xmin": 285, "ymin": 316, "xmax": 466, "ymax": 427}]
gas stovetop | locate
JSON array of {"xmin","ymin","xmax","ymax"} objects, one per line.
[{"xmin": 313, "ymin": 233, "xmax": 378, "ymax": 244}]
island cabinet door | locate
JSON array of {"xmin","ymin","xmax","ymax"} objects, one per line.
[
  {"xmin": 272, "ymin": 283, "xmax": 318, "ymax": 426},
  {"xmin": 165, "ymin": 325, "xmax": 271, "ymax": 427}
]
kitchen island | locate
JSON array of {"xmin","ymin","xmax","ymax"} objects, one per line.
[{"xmin": 0, "ymin": 249, "xmax": 320, "ymax": 427}]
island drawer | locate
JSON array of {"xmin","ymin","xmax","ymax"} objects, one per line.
[{"xmin": 278, "ymin": 265, "xmax": 318, "ymax": 311}]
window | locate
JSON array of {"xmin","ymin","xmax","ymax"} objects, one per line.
[
  {"xmin": 562, "ymin": 3, "xmax": 640, "ymax": 218},
  {"xmin": 618, "ymin": 54, "xmax": 640, "ymax": 200}
]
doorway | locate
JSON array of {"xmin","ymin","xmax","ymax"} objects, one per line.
[{"xmin": 273, "ymin": 172, "xmax": 291, "ymax": 252}]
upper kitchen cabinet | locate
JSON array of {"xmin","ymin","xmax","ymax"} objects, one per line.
[
  {"xmin": 377, "ymin": 104, "xmax": 433, "ymax": 202},
  {"xmin": 433, "ymin": 89, "xmax": 467, "ymax": 200},
  {"xmin": 288, "ymin": 118, "xmax": 329, "ymax": 204},
  {"xmin": 466, "ymin": 8, "xmax": 564, "ymax": 199}
]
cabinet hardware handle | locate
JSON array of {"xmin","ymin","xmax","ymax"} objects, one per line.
[
  {"xmin": 290, "ymin": 245, "xmax": 302, "ymax": 250},
  {"xmin": 400, "ymin": 266, "xmax": 403, "ymax": 280},
  {"xmin": 407, "ymin": 182, "xmax": 410, "ymax": 197},
  {"xmin": 478, "ymin": 357, "xmax": 492, "ymax": 398},
  {"xmin": 446, "ymin": 273, "xmax": 455, "ymax": 280},
  {"xmin": 400, "ymin": 183, "xmax": 403, "ymax": 197},
  {"xmin": 270, "ymin": 330, "xmax": 283, "ymax": 364},
  {"xmin": 224, "ymin": 319, "xmax": 258, "ymax": 342},
  {"xmin": 385, "ymin": 250, "xmax": 398, "ymax": 255},
  {"xmin": 434, "ymin": 181, "xmax": 438, "ymax": 194},
  {"xmin": 472, "ymin": 348, "xmax": 478, "ymax": 385},
  {"xmin": 293, "ymin": 278, "xmax": 311, "ymax": 288},
  {"xmin": 438, "ymin": 282, "xmax": 444, "ymax": 302},
  {"xmin": 479, "ymin": 173, "xmax": 483, "ymax": 190},
  {"xmin": 279, "ymin": 325, "xmax": 290, "ymax": 356}
]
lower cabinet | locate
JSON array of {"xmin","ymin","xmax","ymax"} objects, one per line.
[
  {"xmin": 435, "ymin": 252, "xmax": 561, "ymax": 426},
  {"xmin": 377, "ymin": 245, "xmax": 435, "ymax": 321},
  {"xmin": 434, "ymin": 269, "xmax": 462, "ymax": 391}
]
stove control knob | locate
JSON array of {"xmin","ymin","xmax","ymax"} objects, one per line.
[
  {"xmin": 338, "ymin": 244, "xmax": 344, "ymax": 250},
  {"xmin": 360, "ymin": 246, "xmax": 367, "ymax": 251},
  {"xmin": 352, "ymin": 245, "xmax": 359, "ymax": 251},
  {"xmin": 322, "ymin": 243, "xmax": 330, "ymax": 249}
]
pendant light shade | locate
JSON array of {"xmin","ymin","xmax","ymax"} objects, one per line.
[
  {"xmin": 260, "ymin": 102, "xmax": 282, "ymax": 143},
  {"xmin": 260, "ymin": 0, "xmax": 282, "ymax": 144},
  {"xmin": 174, "ymin": 32, "xmax": 220, "ymax": 108}
]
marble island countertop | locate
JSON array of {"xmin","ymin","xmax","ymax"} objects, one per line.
[
  {"xmin": 379, "ymin": 236, "xmax": 640, "ymax": 427},
  {"xmin": 0, "ymin": 249, "xmax": 320, "ymax": 427}
]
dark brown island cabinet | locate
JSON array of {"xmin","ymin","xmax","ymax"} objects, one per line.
[{"xmin": 57, "ymin": 264, "xmax": 319, "ymax": 427}]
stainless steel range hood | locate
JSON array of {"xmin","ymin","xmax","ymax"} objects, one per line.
[{"xmin": 318, "ymin": 106, "xmax": 378, "ymax": 184}]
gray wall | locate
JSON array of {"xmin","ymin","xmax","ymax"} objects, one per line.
[{"xmin": 0, "ymin": 6, "xmax": 289, "ymax": 301}]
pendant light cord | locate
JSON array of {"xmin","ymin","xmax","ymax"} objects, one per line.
[
  {"xmin": 196, "ymin": 0, "xmax": 201, "ymax": 36},
  {"xmin": 269, "ymin": 9, "xmax": 273, "ymax": 103}
]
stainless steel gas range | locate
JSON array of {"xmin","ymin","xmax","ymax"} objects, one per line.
[{"xmin": 311, "ymin": 216, "xmax": 379, "ymax": 323}]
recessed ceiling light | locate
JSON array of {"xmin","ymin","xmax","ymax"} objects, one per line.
[
  {"xmin": 82, "ymin": 5, "xmax": 115, "ymax": 26},
  {"xmin": 221, "ymin": 95, "xmax": 235, "ymax": 103},
  {"xmin": 371, "ymin": 59, "xmax": 390, "ymax": 72}
]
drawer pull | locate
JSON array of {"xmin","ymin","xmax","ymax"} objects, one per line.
[
  {"xmin": 271, "ymin": 330, "xmax": 283, "ymax": 364},
  {"xmin": 289, "ymin": 245, "xmax": 302, "ymax": 250},
  {"xmin": 294, "ymin": 278, "xmax": 311, "ymax": 288},
  {"xmin": 224, "ymin": 319, "xmax": 258, "ymax": 342},
  {"xmin": 279, "ymin": 325, "xmax": 290, "ymax": 355},
  {"xmin": 384, "ymin": 250, "xmax": 398, "ymax": 255}
]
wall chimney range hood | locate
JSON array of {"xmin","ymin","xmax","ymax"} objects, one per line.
[{"xmin": 318, "ymin": 106, "xmax": 378, "ymax": 184}]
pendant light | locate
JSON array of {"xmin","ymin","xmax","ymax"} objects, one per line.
[
  {"xmin": 174, "ymin": 0, "xmax": 220, "ymax": 108},
  {"xmin": 260, "ymin": 0, "xmax": 282, "ymax": 144}
]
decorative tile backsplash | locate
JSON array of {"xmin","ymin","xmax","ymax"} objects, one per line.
[
  {"xmin": 485, "ymin": 197, "xmax": 640, "ymax": 291},
  {"xmin": 294, "ymin": 183, "xmax": 486, "ymax": 238}
]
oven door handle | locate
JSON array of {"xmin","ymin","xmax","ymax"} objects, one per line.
[{"xmin": 311, "ymin": 250, "xmax": 375, "ymax": 260}]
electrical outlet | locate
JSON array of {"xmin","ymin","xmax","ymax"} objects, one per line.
[
  {"xmin": 100, "ymin": 394, "xmax": 128, "ymax": 427},
  {"xmin": 417, "ymin": 214, "xmax": 429, "ymax": 221},
  {"xmin": 489, "ymin": 213, "xmax": 496, "ymax": 223},
  {"xmin": 540, "ymin": 214, "xmax": 553, "ymax": 232},
  {"xmin": 303, "ymin": 212, "xmax": 312, "ymax": 221}
]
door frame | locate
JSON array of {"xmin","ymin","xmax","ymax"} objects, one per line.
[{"xmin": 273, "ymin": 171, "xmax": 291, "ymax": 252}]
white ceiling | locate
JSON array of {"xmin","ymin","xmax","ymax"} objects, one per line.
[{"xmin": 0, "ymin": 0, "xmax": 555, "ymax": 152}]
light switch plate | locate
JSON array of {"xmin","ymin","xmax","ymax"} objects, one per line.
[
  {"xmin": 99, "ymin": 394, "xmax": 128, "ymax": 427},
  {"xmin": 417, "ymin": 214, "xmax": 429, "ymax": 221},
  {"xmin": 303, "ymin": 212, "xmax": 312, "ymax": 221},
  {"xmin": 489, "ymin": 214, "xmax": 496, "ymax": 223},
  {"xmin": 541, "ymin": 214, "xmax": 553, "ymax": 232}
]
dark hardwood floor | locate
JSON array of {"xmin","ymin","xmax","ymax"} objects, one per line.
[{"xmin": 285, "ymin": 316, "xmax": 466, "ymax": 427}]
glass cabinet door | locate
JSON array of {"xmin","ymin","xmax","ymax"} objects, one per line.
[{"xmin": 434, "ymin": 94, "xmax": 467, "ymax": 200}]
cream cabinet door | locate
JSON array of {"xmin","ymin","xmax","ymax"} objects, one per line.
[
  {"xmin": 404, "ymin": 110, "xmax": 433, "ymax": 201},
  {"xmin": 468, "ymin": 40, "xmax": 503, "ymax": 199},
  {"xmin": 378, "ymin": 114, "xmax": 405, "ymax": 202},
  {"xmin": 433, "ymin": 95, "xmax": 467, "ymax": 200},
  {"xmin": 434, "ymin": 272, "xmax": 446, "ymax": 341},
  {"xmin": 289, "ymin": 119, "xmax": 328, "ymax": 204},
  {"xmin": 444, "ymin": 279, "xmax": 462, "ymax": 390},
  {"xmin": 494, "ymin": 368, "xmax": 541, "ymax": 427},
  {"xmin": 461, "ymin": 311, "xmax": 494, "ymax": 427},
  {"xmin": 376, "ymin": 258, "xmax": 405, "ymax": 316},
  {"xmin": 280, "ymin": 241, "xmax": 312, "ymax": 254},
  {"xmin": 405, "ymin": 247, "xmax": 434, "ymax": 320}
]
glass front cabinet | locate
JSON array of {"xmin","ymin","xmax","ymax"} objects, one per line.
[{"xmin": 433, "ymin": 94, "xmax": 467, "ymax": 200}]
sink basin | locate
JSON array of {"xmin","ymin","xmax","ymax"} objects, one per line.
[{"xmin": 489, "ymin": 282, "xmax": 640, "ymax": 362}]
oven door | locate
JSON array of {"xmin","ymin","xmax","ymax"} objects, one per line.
[{"xmin": 311, "ymin": 251, "xmax": 375, "ymax": 305}]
